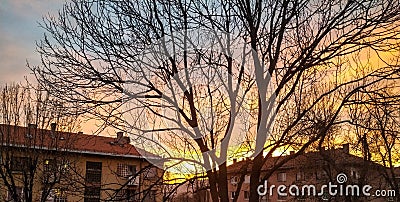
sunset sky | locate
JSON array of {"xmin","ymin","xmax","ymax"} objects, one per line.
[
  {"xmin": 0, "ymin": 0, "xmax": 115, "ymax": 135},
  {"xmin": 0, "ymin": 0, "xmax": 65, "ymax": 85}
]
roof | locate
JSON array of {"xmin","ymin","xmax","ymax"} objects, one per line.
[
  {"xmin": 227, "ymin": 147, "xmax": 383, "ymax": 174},
  {"xmin": 0, "ymin": 124, "xmax": 158, "ymax": 159}
]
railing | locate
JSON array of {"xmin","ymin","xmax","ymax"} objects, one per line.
[{"xmin": 128, "ymin": 176, "xmax": 139, "ymax": 186}]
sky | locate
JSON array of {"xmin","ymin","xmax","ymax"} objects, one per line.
[
  {"xmin": 0, "ymin": 0, "xmax": 111, "ymax": 134},
  {"xmin": 0, "ymin": 0, "xmax": 65, "ymax": 85}
]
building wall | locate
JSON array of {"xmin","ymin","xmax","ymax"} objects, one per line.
[
  {"xmin": 0, "ymin": 149, "xmax": 162, "ymax": 202},
  {"xmin": 227, "ymin": 157, "xmax": 394, "ymax": 202}
]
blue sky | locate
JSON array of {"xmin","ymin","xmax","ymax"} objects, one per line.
[
  {"xmin": 0, "ymin": 0, "xmax": 65, "ymax": 84},
  {"xmin": 0, "ymin": 1, "xmax": 116, "ymax": 134}
]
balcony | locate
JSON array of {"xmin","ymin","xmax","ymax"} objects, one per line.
[{"xmin": 127, "ymin": 176, "xmax": 139, "ymax": 186}]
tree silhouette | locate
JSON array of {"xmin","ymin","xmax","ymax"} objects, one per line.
[
  {"xmin": 32, "ymin": 0, "xmax": 400, "ymax": 201},
  {"xmin": 0, "ymin": 84, "xmax": 80, "ymax": 202}
]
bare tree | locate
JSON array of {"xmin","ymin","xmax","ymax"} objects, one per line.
[
  {"xmin": 0, "ymin": 83, "xmax": 80, "ymax": 202},
  {"xmin": 31, "ymin": 0, "xmax": 400, "ymax": 201},
  {"xmin": 346, "ymin": 84, "xmax": 400, "ymax": 200},
  {"xmin": 56, "ymin": 159, "xmax": 164, "ymax": 202},
  {"xmin": 0, "ymin": 83, "xmax": 169, "ymax": 202}
]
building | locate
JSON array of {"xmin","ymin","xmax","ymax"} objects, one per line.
[
  {"xmin": 0, "ymin": 124, "xmax": 163, "ymax": 202},
  {"xmin": 168, "ymin": 177, "xmax": 211, "ymax": 202},
  {"xmin": 227, "ymin": 144, "xmax": 399, "ymax": 202}
]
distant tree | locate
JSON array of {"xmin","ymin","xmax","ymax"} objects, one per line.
[
  {"xmin": 0, "ymin": 84, "xmax": 81, "ymax": 202},
  {"xmin": 0, "ymin": 84, "xmax": 166, "ymax": 202},
  {"xmin": 32, "ymin": 0, "xmax": 400, "ymax": 201},
  {"xmin": 346, "ymin": 85, "xmax": 400, "ymax": 200},
  {"xmin": 62, "ymin": 159, "xmax": 164, "ymax": 202}
]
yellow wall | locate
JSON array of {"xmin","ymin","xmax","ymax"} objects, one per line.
[{"xmin": 0, "ymin": 149, "xmax": 163, "ymax": 202}]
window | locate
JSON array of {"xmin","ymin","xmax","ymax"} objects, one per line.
[
  {"xmin": 277, "ymin": 172, "xmax": 286, "ymax": 182},
  {"xmin": 11, "ymin": 157, "xmax": 31, "ymax": 172},
  {"xmin": 244, "ymin": 191, "xmax": 250, "ymax": 200},
  {"xmin": 117, "ymin": 164, "xmax": 136, "ymax": 177},
  {"xmin": 55, "ymin": 197, "xmax": 68, "ymax": 202},
  {"xmin": 44, "ymin": 159, "xmax": 57, "ymax": 172},
  {"xmin": 7, "ymin": 187, "xmax": 23, "ymax": 201},
  {"xmin": 352, "ymin": 170, "xmax": 359, "ymax": 179},
  {"xmin": 59, "ymin": 160, "xmax": 70, "ymax": 174},
  {"xmin": 85, "ymin": 161, "xmax": 102, "ymax": 202},
  {"xmin": 84, "ymin": 187, "xmax": 101, "ymax": 202},
  {"xmin": 86, "ymin": 161, "xmax": 102, "ymax": 184},
  {"xmin": 54, "ymin": 188, "xmax": 67, "ymax": 202},
  {"xmin": 296, "ymin": 171, "xmax": 305, "ymax": 181},
  {"xmin": 244, "ymin": 175, "xmax": 250, "ymax": 183},
  {"xmin": 231, "ymin": 176, "xmax": 239, "ymax": 184},
  {"xmin": 44, "ymin": 159, "xmax": 69, "ymax": 173},
  {"xmin": 43, "ymin": 159, "xmax": 70, "ymax": 184},
  {"xmin": 45, "ymin": 188, "xmax": 67, "ymax": 202},
  {"xmin": 350, "ymin": 168, "xmax": 360, "ymax": 179},
  {"xmin": 86, "ymin": 161, "xmax": 102, "ymax": 170},
  {"xmin": 230, "ymin": 192, "xmax": 236, "ymax": 199}
]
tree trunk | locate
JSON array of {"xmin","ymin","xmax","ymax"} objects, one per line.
[
  {"xmin": 218, "ymin": 163, "xmax": 229, "ymax": 202},
  {"xmin": 207, "ymin": 170, "xmax": 220, "ymax": 202},
  {"xmin": 249, "ymin": 153, "xmax": 264, "ymax": 202}
]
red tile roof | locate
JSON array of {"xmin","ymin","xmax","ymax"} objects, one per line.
[
  {"xmin": 0, "ymin": 124, "xmax": 156, "ymax": 159},
  {"xmin": 227, "ymin": 148, "xmax": 382, "ymax": 174}
]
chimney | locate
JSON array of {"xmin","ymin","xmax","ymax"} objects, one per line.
[
  {"xmin": 49, "ymin": 123, "xmax": 57, "ymax": 138},
  {"xmin": 121, "ymin": 136, "xmax": 130, "ymax": 145},
  {"xmin": 27, "ymin": 123, "xmax": 37, "ymax": 137},
  {"xmin": 116, "ymin": 132, "xmax": 123, "ymax": 141},
  {"xmin": 51, "ymin": 123, "xmax": 57, "ymax": 132},
  {"xmin": 116, "ymin": 132, "xmax": 130, "ymax": 145},
  {"xmin": 233, "ymin": 158, "xmax": 237, "ymax": 163},
  {"xmin": 28, "ymin": 123, "xmax": 37, "ymax": 129},
  {"xmin": 342, "ymin": 143, "xmax": 349, "ymax": 153}
]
